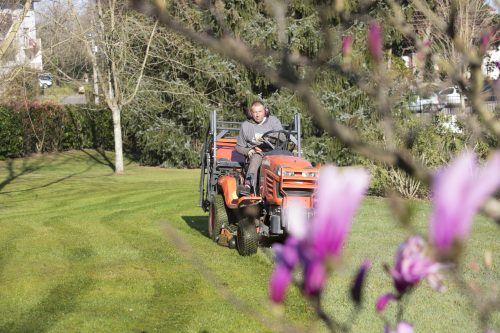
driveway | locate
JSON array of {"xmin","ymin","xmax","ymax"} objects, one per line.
[{"xmin": 60, "ymin": 94, "xmax": 86, "ymax": 105}]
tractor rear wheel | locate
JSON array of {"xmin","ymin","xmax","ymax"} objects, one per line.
[
  {"xmin": 236, "ymin": 218, "xmax": 258, "ymax": 256},
  {"xmin": 208, "ymin": 194, "xmax": 228, "ymax": 242}
]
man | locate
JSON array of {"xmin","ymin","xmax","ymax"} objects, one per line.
[{"xmin": 236, "ymin": 101, "xmax": 283, "ymax": 195}]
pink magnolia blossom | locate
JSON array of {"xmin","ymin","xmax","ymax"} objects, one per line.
[
  {"xmin": 376, "ymin": 236, "xmax": 444, "ymax": 313},
  {"xmin": 430, "ymin": 151, "xmax": 500, "ymax": 254},
  {"xmin": 391, "ymin": 235, "xmax": 444, "ymax": 294},
  {"xmin": 342, "ymin": 35, "xmax": 353, "ymax": 57},
  {"xmin": 269, "ymin": 165, "xmax": 370, "ymax": 303},
  {"xmin": 368, "ymin": 21, "xmax": 383, "ymax": 62},
  {"xmin": 311, "ymin": 166, "xmax": 370, "ymax": 259}
]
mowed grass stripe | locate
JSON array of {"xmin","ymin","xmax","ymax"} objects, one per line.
[
  {"xmin": 0, "ymin": 150, "xmax": 498, "ymax": 333},
  {"xmin": 0, "ymin": 151, "xmax": 300, "ymax": 332}
]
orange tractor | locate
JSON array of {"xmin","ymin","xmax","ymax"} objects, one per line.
[{"xmin": 199, "ymin": 111, "xmax": 319, "ymax": 255}]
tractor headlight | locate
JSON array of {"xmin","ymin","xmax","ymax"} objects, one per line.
[
  {"xmin": 276, "ymin": 167, "xmax": 294, "ymax": 177},
  {"xmin": 302, "ymin": 171, "xmax": 318, "ymax": 177}
]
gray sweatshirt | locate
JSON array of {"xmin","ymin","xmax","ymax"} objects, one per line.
[{"xmin": 236, "ymin": 116, "xmax": 283, "ymax": 156}]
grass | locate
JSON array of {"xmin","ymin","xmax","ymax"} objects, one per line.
[
  {"xmin": 0, "ymin": 150, "xmax": 498, "ymax": 332},
  {"xmin": 38, "ymin": 83, "xmax": 86, "ymax": 102}
]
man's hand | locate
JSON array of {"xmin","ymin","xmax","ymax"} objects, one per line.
[
  {"xmin": 255, "ymin": 133, "xmax": 264, "ymax": 143},
  {"xmin": 248, "ymin": 148, "xmax": 262, "ymax": 158}
]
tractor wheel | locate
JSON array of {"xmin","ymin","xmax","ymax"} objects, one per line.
[
  {"xmin": 208, "ymin": 194, "xmax": 228, "ymax": 242},
  {"xmin": 236, "ymin": 218, "xmax": 258, "ymax": 256}
]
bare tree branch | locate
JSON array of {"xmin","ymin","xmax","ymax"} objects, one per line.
[
  {"xmin": 123, "ymin": 19, "xmax": 157, "ymax": 106},
  {"xmin": 0, "ymin": 0, "xmax": 33, "ymax": 62}
]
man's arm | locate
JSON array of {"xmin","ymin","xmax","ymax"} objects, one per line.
[
  {"xmin": 264, "ymin": 116, "xmax": 284, "ymax": 140},
  {"xmin": 272, "ymin": 116, "xmax": 283, "ymax": 131},
  {"xmin": 236, "ymin": 144, "xmax": 252, "ymax": 156},
  {"xmin": 236, "ymin": 123, "xmax": 252, "ymax": 156}
]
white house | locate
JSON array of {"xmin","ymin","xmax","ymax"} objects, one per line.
[{"xmin": 0, "ymin": 3, "xmax": 43, "ymax": 74}]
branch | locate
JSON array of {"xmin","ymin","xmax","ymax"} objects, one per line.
[
  {"xmin": 130, "ymin": 0, "xmax": 433, "ymax": 184},
  {"xmin": 0, "ymin": 0, "xmax": 33, "ymax": 62},
  {"xmin": 122, "ymin": 19, "xmax": 157, "ymax": 106}
]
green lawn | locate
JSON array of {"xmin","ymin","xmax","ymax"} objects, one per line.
[{"xmin": 0, "ymin": 151, "xmax": 498, "ymax": 333}]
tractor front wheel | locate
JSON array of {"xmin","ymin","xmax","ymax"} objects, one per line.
[
  {"xmin": 208, "ymin": 194, "xmax": 228, "ymax": 242},
  {"xmin": 236, "ymin": 218, "xmax": 258, "ymax": 256}
]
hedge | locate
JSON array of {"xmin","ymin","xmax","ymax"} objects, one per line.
[{"xmin": 0, "ymin": 102, "xmax": 113, "ymax": 159}]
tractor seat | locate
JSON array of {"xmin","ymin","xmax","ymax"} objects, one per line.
[
  {"xmin": 215, "ymin": 138, "xmax": 246, "ymax": 168},
  {"xmin": 217, "ymin": 158, "xmax": 244, "ymax": 168}
]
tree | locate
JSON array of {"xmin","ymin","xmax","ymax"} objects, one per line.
[
  {"xmin": 416, "ymin": 0, "xmax": 497, "ymax": 75},
  {"xmin": 65, "ymin": 0, "xmax": 157, "ymax": 173},
  {"xmin": 130, "ymin": 0, "xmax": 499, "ymax": 211},
  {"xmin": 0, "ymin": 0, "xmax": 33, "ymax": 63},
  {"xmin": 35, "ymin": 0, "xmax": 91, "ymax": 81}
]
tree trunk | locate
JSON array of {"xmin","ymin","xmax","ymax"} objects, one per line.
[{"xmin": 110, "ymin": 103, "xmax": 124, "ymax": 174}]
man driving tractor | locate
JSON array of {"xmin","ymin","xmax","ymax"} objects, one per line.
[{"xmin": 236, "ymin": 101, "xmax": 283, "ymax": 195}]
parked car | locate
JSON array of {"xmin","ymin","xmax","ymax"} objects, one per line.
[
  {"xmin": 409, "ymin": 93, "xmax": 439, "ymax": 113},
  {"xmin": 437, "ymin": 86, "xmax": 467, "ymax": 106},
  {"xmin": 38, "ymin": 73, "xmax": 53, "ymax": 89}
]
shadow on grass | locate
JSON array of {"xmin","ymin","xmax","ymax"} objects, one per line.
[
  {"xmin": 80, "ymin": 148, "xmax": 115, "ymax": 171},
  {"xmin": 0, "ymin": 150, "xmax": 117, "ymax": 195},
  {"xmin": 0, "ymin": 165, "xmax": 93, "ymax": 195},
  {"xmin": 182, "ymin": 216, "xmax": 209, "ymax": 238},
  {"xmin": 0, "ymin": 159, "xmax": 42, "ymax": 193},
  {"xmin": 0, "ymin": 276, "xmax": 94, "ymax": 333}
]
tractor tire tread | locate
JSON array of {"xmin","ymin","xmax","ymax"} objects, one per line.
[
  {"xmin": 211, "ymin": 194, "xmax": 228, "ymax": 242},
  {"xmin": 237, "ymin": 218, "xmax": 258, "ymax": 256}
]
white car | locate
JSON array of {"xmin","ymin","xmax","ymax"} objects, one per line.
[
  {"xmin": 437, "ymin": 86, "xmax": 467, "ymax": 106},
  {"xmin": 38, "ymin": 74, "xmax": 53, "ymax": 89},
  {"xmin": 409, "ymin": 93, "xmax": 439, "ymax": 112}
]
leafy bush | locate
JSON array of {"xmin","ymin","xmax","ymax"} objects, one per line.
[
  {"xmin": 0, "ymin": 105, "xmax": 24, "ymax": 159},
  {"xmin": 134, "ymin": 120, "xmax": 199, "ymax": 168},
  {"xmin": 0, "ymin": 103, "xmax": 113, "ymax": 159}
]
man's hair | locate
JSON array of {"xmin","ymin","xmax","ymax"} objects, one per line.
[{"xmin": 246, "ymin": 100, "xmax": 269, "ymax": 119}]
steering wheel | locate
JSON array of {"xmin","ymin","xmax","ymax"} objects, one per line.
[{"xmin": 260, "ymin": 130, "xmax": 293, "ymax": 151}]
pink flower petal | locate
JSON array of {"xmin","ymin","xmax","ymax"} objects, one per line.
[
  {"xmin": 397, "ymin": 321, "xmax": 414, "ymax": 333},
  {"xmin": 376, "ymin": 293, "xmax": 397, "ymax": 312},
  {"xmin": 342, "ymin": 35, "xmax": 353, "ymax": 57},
  {"xmin": 368, "ymin": 21, "xmax": 383, "ymax": 62},
  {"xmin": 430, "ymin": 151, "xmax": 500, "ymax": 253},
  {"xmin": 304, "ymin": 259, "xmax": 326, "ymax": 296},
  {"xmin": 286, "ymin": 200, "xmax": 308, "ymax": 240},
  {"xmin": 312, "ymin": 166, "xmax": 370, "ymax": 258},
  {"xmin": 269, "ymin": 264, "xmax": 293, "ymax": 303}
]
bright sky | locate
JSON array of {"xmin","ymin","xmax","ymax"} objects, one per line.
[{"xmin": 34, "ymin": 0, "xmax": 88, "ymax": 12}]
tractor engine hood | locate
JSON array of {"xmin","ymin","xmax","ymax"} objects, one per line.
[{"xmin": 262, "ymin": 155, "xmax": 313, "ymax": 171}]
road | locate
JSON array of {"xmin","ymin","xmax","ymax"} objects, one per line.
[{"xmin": 59, "ymin": 94, "xmax": 86, "ymax": 105}]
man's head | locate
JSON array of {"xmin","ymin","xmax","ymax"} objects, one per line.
[{"xmin": 247, "ymin": 101, "xmax": 269, "ymax": 123}]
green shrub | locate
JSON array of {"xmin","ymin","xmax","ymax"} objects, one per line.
[
  {"xmin": 65, "ymin": 105, "xmax": 114, "ymax": 150},
  {"xmin": 0, "ymin": 105, "xmax": 24, "ymax": 159},
  {"xmin": 0, "ymin": 103, "xmax": 113, "ymax": 159},
  {"xmin": 134, "ymin": 120, "xmax": 199, "ymax": 168}
]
